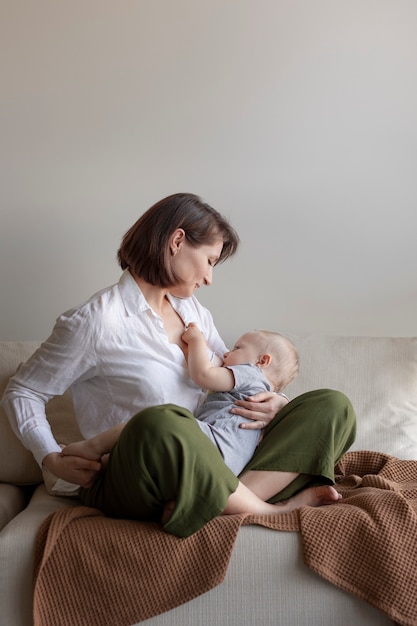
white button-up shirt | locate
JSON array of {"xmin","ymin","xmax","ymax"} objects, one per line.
[{"xmin": 2, "ymin": 270, "xmax": 227, "ymax": 466}]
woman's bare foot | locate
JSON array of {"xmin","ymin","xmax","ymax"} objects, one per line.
[
  {"xmin": 161, "ymin": 500, "xmax": 176, "ymax": 525},
  {"xmin": 275, "ymin": 485, "xmax": 341, "ymax": 511},
  {"xmin": 223, "ymin": 481, "xmax": 341, "ymax": 518}
]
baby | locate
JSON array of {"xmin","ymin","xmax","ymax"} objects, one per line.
[{"xmin": 183, "ymin": 323, "xmax": 299, "ymax": 475}]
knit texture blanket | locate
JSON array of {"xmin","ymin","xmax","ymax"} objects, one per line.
[{"xmin": 33, "ymin": 451, "xmax": 417, "ymax": 626}]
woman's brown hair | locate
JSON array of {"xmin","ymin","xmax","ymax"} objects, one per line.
[{"xmin": 117, "ymin": 193, "xmax": 240, "ymax": 287}]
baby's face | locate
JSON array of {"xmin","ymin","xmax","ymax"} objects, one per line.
[{"xmin": 223, "ymin": 332, "xmax": 262, "ymax": 367}]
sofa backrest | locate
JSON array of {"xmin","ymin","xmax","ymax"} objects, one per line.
[
  {"xmin": 1, "ymin": 336, "xmax": 417, "ymax": 485},
  {"xmin": 286, "ymin": 333, "xmax": 417, "ymax": 460}
]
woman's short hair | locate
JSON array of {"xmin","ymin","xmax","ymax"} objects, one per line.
[{"xmin": 117, "ymin": 193, "xmax": 240, "ymax": 287}]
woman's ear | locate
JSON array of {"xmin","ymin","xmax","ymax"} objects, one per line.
[
  {"xmin": 170, "ymin": 228, "xmax": 186, "ymax": 255},
  {"xmin": 257, "ymin": 354, "xmax": 272, "ymax": 369}
]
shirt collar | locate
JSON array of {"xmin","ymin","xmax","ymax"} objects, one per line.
[
  {"xmin": 118, "ymin": 269, "xmax": 151, "ymax": 316},
  {"xmin": 118, "ymin": 269, "xmax": 197, "ymax": 322}
]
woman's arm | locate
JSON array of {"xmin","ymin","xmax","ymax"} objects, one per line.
[
  {"xmin": 182, "ymin": 323, "xmax": 234, "ymax": 392},
  {"xmin": 1, "ymin": 307, "xmax": 97, "ymax": 472}
]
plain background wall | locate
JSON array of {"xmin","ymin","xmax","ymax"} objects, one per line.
[{"xmin": 1, "ymin": 0, "xmax": 416, "ymax": 344}]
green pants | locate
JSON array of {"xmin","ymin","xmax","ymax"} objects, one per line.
[{"xmin": 81, "ymin": 389, "xmax": 356, "ymax": 537}]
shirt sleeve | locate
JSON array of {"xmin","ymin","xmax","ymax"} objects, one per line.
[
  {"xmin": 1, "ymin": 305, "xmax": 97, "ymax": 466},
  {"xmin": 226, "ymin": 364, "xmax": 271, "ymax": 394}
]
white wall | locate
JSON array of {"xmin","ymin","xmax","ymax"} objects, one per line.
[{"xmin": 1, "ymin": 0, "xmax": 417, "ymax": 343}]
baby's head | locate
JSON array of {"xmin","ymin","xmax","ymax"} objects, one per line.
[{"xmin": 223, "ymin": 330, "xmax": 299, "ymax": 392}]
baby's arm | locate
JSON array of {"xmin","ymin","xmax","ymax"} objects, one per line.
[
  {"xmin": 62, "ymin": 422, "xmax": 126, "ymax": 461},
  {"xmin": 182, "ymin": 323, "xmax": 234, "ymax": 392}
]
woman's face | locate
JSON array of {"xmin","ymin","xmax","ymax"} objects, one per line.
[{"xmin": 168, "ymin": 232, "xmax": 223, "ymax": 298}]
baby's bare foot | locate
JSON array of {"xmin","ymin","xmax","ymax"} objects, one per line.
[{"xmin": 62, "ymin": 439, "xmax": 103, "ymax": 461}]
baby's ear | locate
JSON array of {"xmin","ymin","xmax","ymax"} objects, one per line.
[{"xmin": 257, "ymin": 353, "xmax": 272, "ymax": 368}]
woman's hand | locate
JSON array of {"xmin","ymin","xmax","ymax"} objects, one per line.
[
  {"xmin": 233, "ymin": 391, "xmax": 289, "ymax": 430},
  {"xmin": 42, "ymin": 451, "xmax": 103, "ymax": 488}
]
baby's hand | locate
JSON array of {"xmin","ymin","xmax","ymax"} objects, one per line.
[
  {"xmin": 182, "ymin": 322, "xmax": 205, "ymax": 345},
  {"xmin": 61, "ymin": 439, "xmax": 103, "ymax": 462}
]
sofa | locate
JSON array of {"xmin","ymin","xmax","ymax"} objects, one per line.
[{"xmin": 1, "ymin": 335, "xmax": 417, "ymax": 626}]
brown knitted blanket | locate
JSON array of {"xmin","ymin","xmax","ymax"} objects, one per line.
[{"xmin": 33, "ymin": 451, "xmax": 417, "ymax": 626}]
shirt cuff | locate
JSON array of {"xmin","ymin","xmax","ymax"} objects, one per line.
[{"xmin": 22, "ymin": 428, "xmax": 63, "ymax": 467}]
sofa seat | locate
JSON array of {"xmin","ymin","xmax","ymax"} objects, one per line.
[{"xmin": 140, "ymin": 522, "xmax": 393, "ymax": 626}]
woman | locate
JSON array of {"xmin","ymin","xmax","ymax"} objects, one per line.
[{"xmin": 2, "ymin": 193, "xmax": 356, "ymax": 537}]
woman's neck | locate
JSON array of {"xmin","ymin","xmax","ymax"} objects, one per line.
[{"xmin": 130, "ymin": 270, "xmax": 186, "ymax": 350}]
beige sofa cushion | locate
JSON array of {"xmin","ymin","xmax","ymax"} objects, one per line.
[
  {"xmin": 0, "ymin": 342, "xmax": 82, "ymax": 485},
  {"xmin": 287, "ymin": 334, "xmax": 417, "ymax": 460}
]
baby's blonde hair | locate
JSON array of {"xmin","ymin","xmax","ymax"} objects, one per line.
[{"xmin": 255, "ymin": 330, "xmax": 299, "ymax": 392}]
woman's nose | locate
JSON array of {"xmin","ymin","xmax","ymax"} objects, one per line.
[{"xmin": 203, "ymin": 266, "xmax": 213, "ymax": 286}]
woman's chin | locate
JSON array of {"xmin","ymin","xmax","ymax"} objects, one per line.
[{"xmin": 169, "ymin": 286, "xmax": 196, "ymax": 299}]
